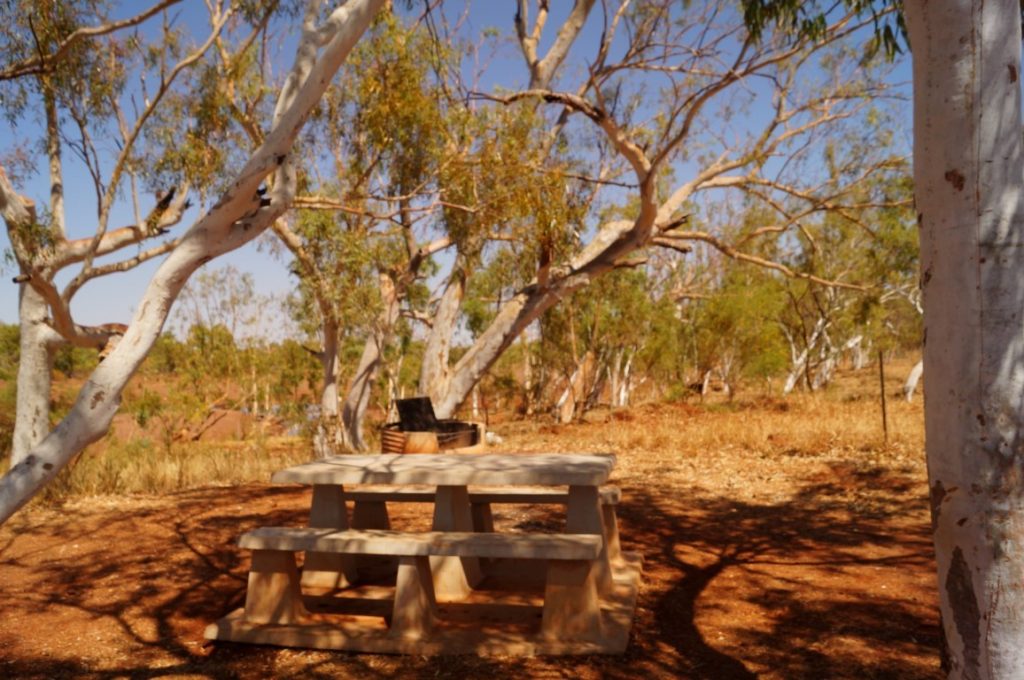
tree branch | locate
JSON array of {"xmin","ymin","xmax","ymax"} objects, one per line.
[
  {"xmin": 0, "ymin": 0, "xmax": 184, "ymax": 81},
  {"xmin": 655, "ymin": 231, "xmax": 868, "ymax": 291}
]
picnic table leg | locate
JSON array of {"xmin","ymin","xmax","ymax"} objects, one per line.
[
  {"xmin": 244, "ymin": 549, "xmax": 309, "ymax": 625},
  {"xmin": 566, "ymin": 485, "xmax": 614, "ymax": 596},
  {"xmin": 430, "ymin": 485, "xmax": 483, "ymax": 600},
  {"xmin": 601, "ymin": 503, "xmax": 624, "ymax": 566},
  {"xmin": 351, "ymin": 500, "xmax": 396, "ymax": 575},
  {"xmin": 388, "ymin": 555, "xmax": 437, "ymax": 640},
  {"xmin": 541, "ymin": 558, "xmax": 603, "ymax": 641},
  {"xmin": 302, "ymin": 484, "xmax": 360, "ymax": 590}
]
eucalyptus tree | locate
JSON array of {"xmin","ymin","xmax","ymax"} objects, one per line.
[
  {"xmin": 0, "ymin": 0, "xmax": 385, "ymax": 523},
  {"xmin": 222, "ymin": 8, "xmax": 454, "ymax": 453},
  {"xmin": 277, "ymin": 9, "xmax": 586, "ymax": 449},
  {"xmin": 537, "ymin": 267, "xmax": 674, "ymax": 418},
  {"xmin": 904, "ymin": 2, "xmax": 1024, "ymax": 676},
  {"xmin": 770, "ymin": 147, "xmax": 916, "ymax": 394},
  {"xmin": 280, "ymin": 11, "xmax": 450, "ymax": 452},
  {"xmin": 412, "ymin": 0, "xmax": 909, "ymax": 420},
  {"xmin": 740, "ymin": 1, "xmax": 1024, "ymax": 674},
  {"xmin": 0, "ymin": 0, "xmax": 321, "ymax": 466},
  {"xmin": 0, "ymin": 0, "xmax": 204, "ymax": 466}
]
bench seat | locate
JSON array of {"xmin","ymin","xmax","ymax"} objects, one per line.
[
  {"xmin": 240, "ymin": 527, "xmax": 602, "ymax": 560},
  {"xmin": 238, "ymin": 526, "xmax": 605, "ymax": 642}
]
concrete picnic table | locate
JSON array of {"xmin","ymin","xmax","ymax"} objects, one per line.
[
  {"xmin": 274, "ymin": 452, "xmax": 617, "ymax": 599},
  {"xmin": 205, "ymin": 452, "xmax": 642, "ymax": 655}
]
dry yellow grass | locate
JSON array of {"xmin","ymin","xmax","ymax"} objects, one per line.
[
  {"xmin": 38, "ymin": 357, "xmax": 926, "ymax": 510},
  {"xmin": 39, "ymin": 436, "xmax": 313, "ymax": 503}
]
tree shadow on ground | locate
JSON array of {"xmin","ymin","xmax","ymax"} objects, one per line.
[
  {"xmin": 0, "ymin": 466, "xmax": 939, "ymax": 679},
  {"xmin": 615, "ymin": 462, "xmax": 938, "ymax": 679}
]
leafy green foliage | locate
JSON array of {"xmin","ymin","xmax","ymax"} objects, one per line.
[
  {"xmin": 0, "ymin": 322, "xmax": 18, "ymax": 380},
  {"xmin": 692, "ymin": 268, "xmax": 788, "ymax": 387},
  {"xmin": 741, "ymin": 1, "xmax": 907, "ymax": 61},
  {"xmin": 0, "ymin": 378, "xmax": 14, "ymax": 464},
  {"xmin": 53, "ymin": 345, "xmax": 97, "ymax": 378}
]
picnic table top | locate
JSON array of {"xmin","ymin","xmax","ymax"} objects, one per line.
[{"xmin": 270, "ymin": 452, "xmax": 617, "ymax": 487}]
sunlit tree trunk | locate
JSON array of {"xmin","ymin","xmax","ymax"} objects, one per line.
[
  {"xmin": 906, "ymin": 1, "xmax": 1024, "ymax": 676},
  {"xmin": 11, "ymin": 287, "xmax": 62, "ymax": 466}
]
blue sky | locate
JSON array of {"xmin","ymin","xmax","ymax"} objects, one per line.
[{"xmin": 0, "ymin": 1, "xmax": 913, "ymax": 333}]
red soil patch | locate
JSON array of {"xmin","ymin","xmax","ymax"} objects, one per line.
[{"xmin": 0, "ymin": 403, "xmax": 939, "ymax": 679}]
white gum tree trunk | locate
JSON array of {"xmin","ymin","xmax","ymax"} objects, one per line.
[
  {"xmin": 782, "ymin": 345, "xmax": 809, "ymax": 395},
  {"xmin": 11, "ymin": 286, "xmax": 63, "ymax": 465},
  {"xmin": 312, "ymin": 316, "xmax": 341, "ymax": 458},
  {"xmin": 419, "ymin": 264, "xmax": 466, "ymax": 410},
  {"xmin": 618, "ymin": 352, "xmax": 633, "ymax": 407},
  {"xmin": 903, "ymin": 359, "xmax": 924, "ymax": 403},
  {"xmin": 906, "ymin": 1, "xmax": 1024, "ymax": 676},
  {"xmin": 0, "ymin": 0, "xmax": 384, "ymax": 525},
  {"xmin": 341, "ymin": 273, "xmax": 399, "ymax": 452}
]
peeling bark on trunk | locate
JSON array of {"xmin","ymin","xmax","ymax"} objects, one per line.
[{"xmin": 907, "ymin": 1, "xmax": 1024, "ymax": 676}]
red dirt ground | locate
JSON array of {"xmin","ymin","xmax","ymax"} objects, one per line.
[{"xmin": 0, "ymin": 400, "xmax": 939, "ymax": 679}]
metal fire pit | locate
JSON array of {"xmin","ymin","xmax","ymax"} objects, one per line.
[{"xmin": 380, "ymin": 420, "xmax": 483, "ymax": 453}]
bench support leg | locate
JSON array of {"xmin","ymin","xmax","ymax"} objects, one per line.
[
  {"xmin": 352, "ymin": 500, "xmax": 397, "ymax": 574},
  {"xmin": 567, "ymin": 485, "xmax": 614, "ymax": 595},
  {"xmin": 601, "ymin": 503, "xmax": 623, "ymax": 567},
  {"xmin": 431, "ymin": 485, "xmax": 483, "ymax": 600},
  {"xmin": 388, "ymin": 556, "xmax": 437, "ymax": 640},
  {"xmin": 244, "ymin": 550, "xmax": 309, "ymax": 625},
  {"xmin": 303, "ymin": 484, "xmax": 360, "ymax": 590},
  {"xmin": 541, "ymin": 559, "xmax": 603, "ymax": 641},
  {"xmin": 470, "ymin": 502, "xmax": 495, "ymax": 533}
]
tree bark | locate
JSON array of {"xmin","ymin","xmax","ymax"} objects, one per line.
[
  {"xmin": 341, "ymin": 273, "xmax": 399, "ymax": 452},
  {"xmin": 903, "ymin": 359, "xmax": 923, "ymax": 403},
  {"xmin": 906, "ymin": 1, "xmax": 1024, "ymax": 676},
  {"xmin": 419, "ymin": 263, "xmax": 466, "ymax": 409},
  {"xmin": 11, "ymin": 286, "xmax": 62, "ymax": 466},
  {"xmin": 313, "ymin": 316, "xmax": 341, "ymax": 458},
  {"xmin": 619, "ymin": 352, "xmax": 633, "ymax": 407}
]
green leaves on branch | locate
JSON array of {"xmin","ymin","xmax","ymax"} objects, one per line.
[{"xmin": 741, "ymin": 0, "xmax": 907, "ymax": 61}]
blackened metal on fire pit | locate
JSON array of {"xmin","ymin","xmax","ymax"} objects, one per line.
[{"xmin": 395, "ymin": 397, "xmax": 439, "ymax": 432}]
